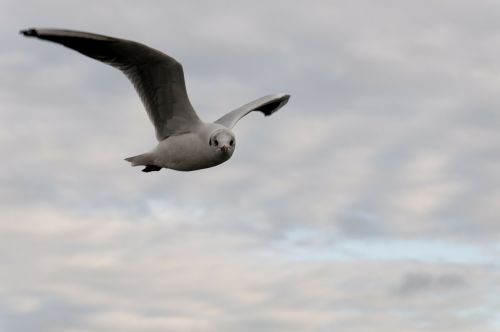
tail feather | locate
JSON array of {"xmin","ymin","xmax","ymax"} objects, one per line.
[{"xmin": 124, "ymin": 153, "xmax": 154, "ymax": 167}]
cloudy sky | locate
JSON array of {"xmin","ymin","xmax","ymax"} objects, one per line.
[{"xmin": 1, "ymin": 0, "xmax": 500, "ymax": 331}]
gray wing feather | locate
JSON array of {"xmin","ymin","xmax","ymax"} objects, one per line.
[
  {"xmin": 215, "ymin": 93, "xmax": 290, "ymax": 129},
  {"xmin": 21, "ymin": 28, "xmax": 201, "ymax": 141}
]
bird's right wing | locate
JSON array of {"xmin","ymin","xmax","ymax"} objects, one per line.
[{"xmin": 21, "ymin": 28, "xmax": 201, "ymax": 141}]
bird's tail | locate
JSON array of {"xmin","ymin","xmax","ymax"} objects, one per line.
[{"xmin": 124, "ymin": 153, "xmax": 154, "ymax": 166}]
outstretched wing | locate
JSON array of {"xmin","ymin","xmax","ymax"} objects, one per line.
[
  {"xmin": 214, "ymin": 93, "xmax": 290, "ymax": 129},
  {"xmin": 21, "ymin": 28, "xmax": 201, "ymax": 141}
]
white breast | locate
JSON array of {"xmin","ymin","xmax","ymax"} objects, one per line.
[{"xmin": 152, "ymin": 133, "xmax": 228, "ymax": 171}]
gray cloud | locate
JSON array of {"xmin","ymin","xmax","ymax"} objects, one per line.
[{"xmin": 397, "ymin": 272, "xmax": 468, "ymax": 296}]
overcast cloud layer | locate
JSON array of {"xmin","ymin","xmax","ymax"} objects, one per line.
[{"xmin": 1, "ymin": 0, "xmax": 500, "ymax": 331}]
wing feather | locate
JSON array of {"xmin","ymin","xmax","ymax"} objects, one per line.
[
  {"xmin": 215, "ymin": 93, "xmax": 290, "ymax": 129},
  {"xmin": 21, "ymin": 28, "xmax": 201, "ymax": 140}
]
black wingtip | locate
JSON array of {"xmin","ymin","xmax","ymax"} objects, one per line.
[
  {"xmin": 20, "ymin": 28, "xmax": 38, "ymax": 37},
  {"xmin": 142, "ymin": 165, "xmax": 162, "ymax": 172},
  {"xmin": 260, "ymin": 94, "xmax": 291, "ymax": 116}
]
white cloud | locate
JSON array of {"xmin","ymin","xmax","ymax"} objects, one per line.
[
  {"xmin": 2, "ymin": 208, "xmax": 500, "ymax": 332},
  {"xmin": 2, "ymin": 0, "xmax": 500, "ymax": 330}
]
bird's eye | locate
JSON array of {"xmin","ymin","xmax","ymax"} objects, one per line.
[
  {"xmin": 214, "ymin": 139, "xmax": 219, "ymax": 146},
  {"xmin": 230, "ymin": 139, "xmax": 234, "ymax": 146}
]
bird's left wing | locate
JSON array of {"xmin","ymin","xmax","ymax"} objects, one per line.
[
  {"xmin": 21, "ymin": 28, "xmax": 201, "ymax": 141},
  {"xmin": 214, "ymin": 93, "xmax": 290, "ymax": 129}
]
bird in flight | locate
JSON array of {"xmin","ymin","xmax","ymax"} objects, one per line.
[{"xmin": 21, "ymin": 28, "xmax": 290, "ymax": 172}]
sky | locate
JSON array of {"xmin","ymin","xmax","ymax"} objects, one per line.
[{"xmin": 1, "ymin": 0, "xmax": 500, "ymax": 331}]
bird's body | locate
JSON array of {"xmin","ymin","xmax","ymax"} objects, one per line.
[
  {"xmin": 136, "ymin": 123, "xmax": 233, "ymax": 171},
  {"xmin": 21, "ymin": 28, "xmax": 290, "ymax": 172}
]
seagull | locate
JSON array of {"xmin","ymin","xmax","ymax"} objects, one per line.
[{"xmin": 21, "ymin": 28, "xmax": 290, "ymax": 172}]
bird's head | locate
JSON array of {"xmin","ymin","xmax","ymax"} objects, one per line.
[{"xmin": 209, "ymin": 128, "xmax": 236, "ymax": 159}]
